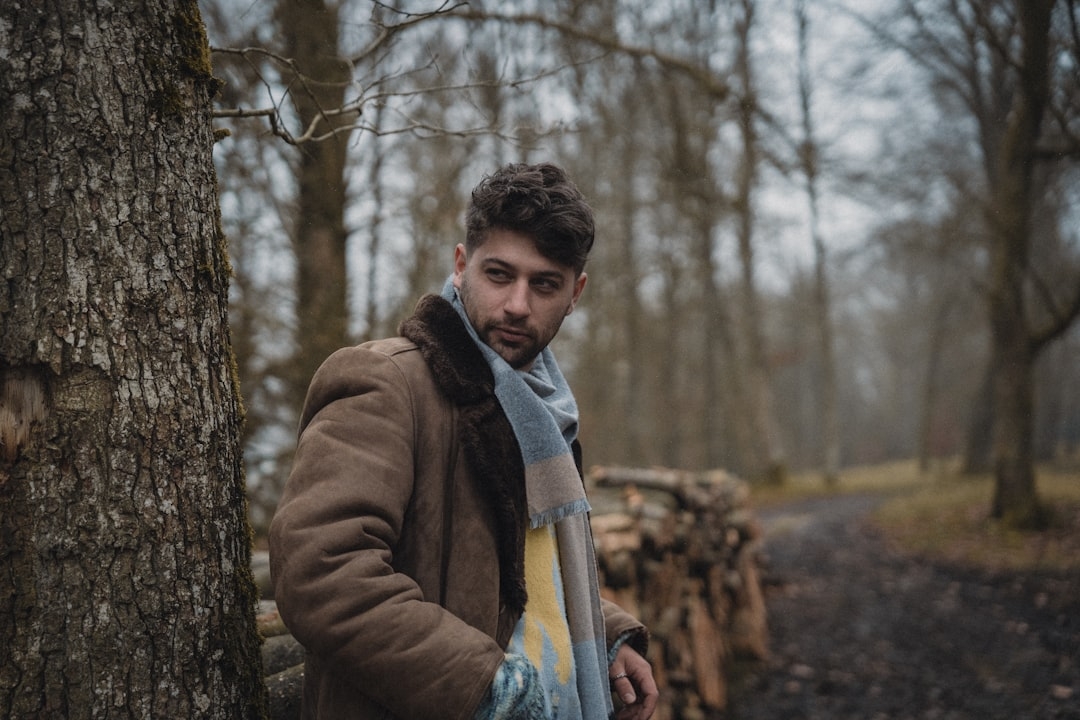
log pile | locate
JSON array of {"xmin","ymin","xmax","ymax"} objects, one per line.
[
  {"xmin": 257, "ymin": 599, "xmax": 305, "ymax": 720},
  {"xmin": 588, "ymin": 465, "xmax": 768, "ymax": 719},
  {"xmin": 254, "ymin": 465, "xmax": 768, "ymax": 720}
]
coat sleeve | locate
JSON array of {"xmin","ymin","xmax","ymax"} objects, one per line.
[
  {"xmin": 601, "ymin": 597, "xmax": 650, "ymax": 659},
  {"xmin": 268, "ymin": 345, "xmax": 502, "ymax": 720}
]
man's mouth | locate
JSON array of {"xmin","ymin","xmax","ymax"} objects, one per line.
[{"xmin": 494, "ymin": 326, "xmax": 530, "ymax": 344}]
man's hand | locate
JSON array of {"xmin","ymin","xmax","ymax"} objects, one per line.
[{"xmin": 609, "ymin": 643, "xmax": 658, "ymax": 720}]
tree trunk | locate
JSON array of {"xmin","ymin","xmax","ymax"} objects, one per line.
[
  {"xmin": 986, "ymin": 0, "xmax": 1054, "ymax": 528},
  {"xmin": 659, "ymin": 261, "xmax": 687, "ymax": 468},
  {"xmin": 989, "ymin": 320, "xmax": 1040, "ymax": 525},
  {"xmin": 917, "ymin": 303, "xmax": 951, "ymax": 474},
  {"xmin": 0, "ymin": 1, "xmax": 265, "ymax": 718},
  {"xmin": 796, "ymin": 0, "xmax": 840, "ymax": 485},
  {"xmin": 660, "ymin": 71, "xmax": 735, "ymax": 472},
  {"xmin": 734, "ymin": 0, "xmax": 786, "ymax": 485},
  {"xmin": 278, "ymin": 0, "xmax": 354, "ymax": 409},
  {"xmin": 696, "ymin": 213, "xmax": 727, "ymax": 471},
  {"xmin": 361, "ymin": 105, "xmax": 387, "ymax": 343},
  {"xmin": 961, "ymin": 357, "xmax": 995, "ymax": 475}
]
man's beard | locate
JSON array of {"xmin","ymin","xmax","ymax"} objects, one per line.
[
  {"xmin": 458, "ymin": 278, "xmax": 547, "ymax": 369},
  {"xmin": 474, "ymin": 320, "xmax": 541, "ymax": 370}
]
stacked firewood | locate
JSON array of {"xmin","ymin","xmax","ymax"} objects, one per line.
[
  {"xmin": 254, "ymin": 465, "xmax": 768, "ymax": 720},
  {"xmin": 588, "ymin": 465, "xmax": 768, "ymax": 720},
  {"xmin": 253, "ymin": 580, "xmax": 304, "ymax": 720}
]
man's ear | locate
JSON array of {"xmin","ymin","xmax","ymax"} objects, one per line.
[
  {"xmin": 452, "ymin": 244, "xmax": 467, "ymax": 288},
  {"xmin": 567, "ymin": 272, "xmax": 587, "ymax": 314}
]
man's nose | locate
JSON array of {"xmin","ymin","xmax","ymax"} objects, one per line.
[{"xmin": 504, "ymin": 280, "xmax": 531, "ymax": 317}]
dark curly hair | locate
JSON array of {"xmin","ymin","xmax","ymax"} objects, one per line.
[{"xmin": 465, "ymin": 162, "xmax": 595, "ymax": 275}]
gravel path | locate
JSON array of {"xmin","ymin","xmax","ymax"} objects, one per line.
[{"xmin": 726, "ymin": 494, "xmax": 1080, "ymax": 720}]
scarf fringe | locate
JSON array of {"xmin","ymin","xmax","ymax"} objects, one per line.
[{"xmin": 530, "ymin": 498, "xmax": 593, "ymax": 529}]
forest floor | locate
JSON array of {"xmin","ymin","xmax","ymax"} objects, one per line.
[{"xmin": 725, "ymin": 491, "xmax": 1080, "ymax": 720}]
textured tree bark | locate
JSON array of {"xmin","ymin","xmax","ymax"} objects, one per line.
[{"xmin": 0, "ymin": 1, "xmax": 266, "ymax": 717}]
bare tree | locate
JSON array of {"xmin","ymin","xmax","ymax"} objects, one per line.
[
  {"xmin": 275, "ymin": 0, "xmax": 356, "ymax": 412},
  {"xmin": 984, "ymin": 0, "xmax": 1080, "ymax": 526},
  {"xmin": 0, "ymin": 1, "xmax": 264, "ymax": 716},
  {"xmin": 861, "ymin": 0, "xmax": 1080, "ymax": 526},
  {"xmin": 568, "ymin": 55, "xmax": 661, "ymax": 469},
  {"xmin": 732, "ymin": 0, "xmax": 788, "ymax": 484},
  {"xmin": 795, "ymin": 0, "xmax": 841, "ymax": 485}
]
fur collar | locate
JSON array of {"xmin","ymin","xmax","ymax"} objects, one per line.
[{"xmin": 399, "ymin": 294, "xmax": 529, "ymax": 613}]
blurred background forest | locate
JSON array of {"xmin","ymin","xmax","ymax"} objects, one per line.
[{"xmin": 199, "ymin": 0, "xmax": 1080, "ymax": 533}]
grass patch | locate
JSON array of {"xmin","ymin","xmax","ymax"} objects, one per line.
[
  {"xmin": 748, "ymin": 461, "xmax": 1080, "ymax": 574},
  {"xmin": 873, "ymin": 468, "xmax": 1080, "ymax": 574},
  {"xmin": 749, "ymin": 458, "xmax": 930, "ymax": 508}
]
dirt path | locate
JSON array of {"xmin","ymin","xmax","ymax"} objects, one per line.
[{"xmin": 726, "ymin": 494, "xmax": 1080, "ymax": 720}]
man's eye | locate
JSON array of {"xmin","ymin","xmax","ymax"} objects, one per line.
[
  {"xmin": 533, "ymin": 279, "xmax": 560, "ymax": 292},
  {"xmin": 486, "ymin": 269, "xmax": 511, "ymax": 281}
]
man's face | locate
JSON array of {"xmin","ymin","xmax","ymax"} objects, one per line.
[{"xmin": 453, "ymin": 228, "xmax": 587, "ymax": 370}]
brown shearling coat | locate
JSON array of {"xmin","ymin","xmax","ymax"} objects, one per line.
[{"xmin": 269, "ymin": 295, "xmax": 646, "ymax": 720}]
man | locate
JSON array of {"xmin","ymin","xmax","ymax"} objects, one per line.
[{"xmin": 269, "ymin": 162, "xmax": 658, "ymax": 720}]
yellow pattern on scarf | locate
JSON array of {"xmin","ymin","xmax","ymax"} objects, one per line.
[{"xmin": 522, "ymin": 524, "xmax": 573, "ymax": 685}]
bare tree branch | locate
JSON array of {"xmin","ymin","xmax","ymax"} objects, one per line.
[
  {"xmin": 211, "ymin": 28, "xmax": 603, "ymax": 146},
  {"xmin": 210, "ymin": 4, "xmax": 736, "ymax": 147},
  {"xmin": 213, "ymin": 57, "xmax": 584, "ymax": 145},
  {"xmin": 352, "ymin": 1, "xmax": 467, "ymax": 65},
  {"xmin": 447, "ymin": 7, "xmax": 731, "ymax": 101},
  {"xmin": 1030, "ymin": 265, "xmax": 1080, "ymax": 351}
]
